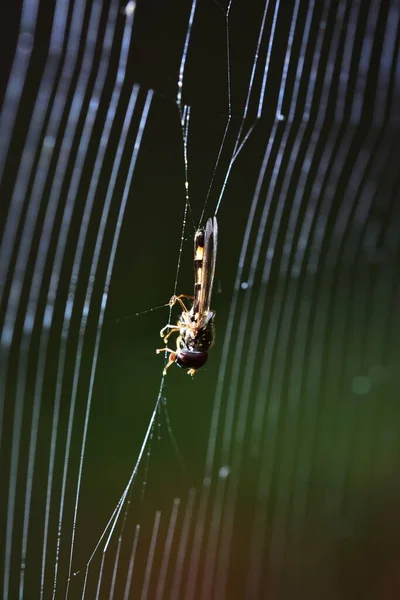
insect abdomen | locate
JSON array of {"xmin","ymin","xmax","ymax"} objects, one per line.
[{"xmin": 175, "ymin": 350, "xmax": 208, "ymax": 370}]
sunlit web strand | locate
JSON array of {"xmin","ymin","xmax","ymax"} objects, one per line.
[
  {"xmin": 0, "ymin": 0, "xmax": 78, "ymax": 448},
  {"xmin": 169, "ymin": 487, "xmax": 196, "ymax": 599},
  {"xmin": 40, "ymin": 5, "xmax": 136, "ymax": 595},
  {"xmin": 35, "ymin": 3, "xmax": 122, "ymax": 596},
  {"xmin": 200, "ymin": 0, "xmax": 290, "ymax": 474},
  {"xmin": 122, "ymin": 524, "xmax": 140, "ymax": 600},
  {"xmin": 304, "ymin": 134, "xmax": 396, "ymax": 524},
  {"xmin": 3, "ymin": 0, "xmax": 120, "ymax": 596},
  {"xmin": 11, "ymin": 1, "xmax": 117, "ymax": 598},
  {"xmin": 0, "ymin": 0, "xmax": 39, "ymax": 182},
  {"xmin": 203, "ymin": 0, "xmax": 387, "ymax": 594},
  {"xmin": 198, "ymin": 0, "xmax": 233, "ymax": 227},
  {"xmin": 348, "ymin": 0, "xmax": 383, "ymax": 125},
  {"xmin": 176, "ymin": 0, "xmax": 196, "ymax": 230},
  {"xmin": 85, "ymin": 10, "xmax": 201, "ymax": 587},
  {"xmin": 0, "ymin": 2, "xmax": 85, "ymax": 309},
  {"xmin": 66, "ymin": 89, "xmax": 153, "ymax": 598},
  {"xmin": 140, "ymin": 511, "xmax": 161, "ymax": 600},
  {"xmin": 249, "ymin": 1, "xmax": 399, "ymax": 594},
  {"xmin": 80, "ymin": 0, "xmax": 205, "ymax": 593},
  {"xmin": 1, "ymin": 0, "xmax": 397, "ymax": 599},
  {"xmin": 247, "ymin": 0, "xmax": 343, "ymax": 457},
  {"xmin": 374, "ymin": 4, "xmax": 400, "ymax": 126},
  {"xmin": 178, "ymin": 0, "xmax": 260, "ymax": 229},
  {"xmin": 260, "ymin": 50, "xmax": 369, "ymax": 598},
  {"xmin": 1, "ymin": 1, "xmax": 100, "ymax": 599},
  {"xmin": 82, "ymin": 479, "xmax": 135, "ymax": 598},
  {"xmin": 206, "ymin": 1, "xmax": 307, "ymax": 596},
  {"xmin": 185, "ymin": 1, "xmax": 281, "ymax": 597},
  {"xmin": 213, "ymin": 0, "xmax": 276, "ymax": 219},
  {"xmin": 109, "ymin": 412, "xmax": 155, "ymax": 600},
  {"xmin": 154, "ymin": 497, "xmax": 181, "ymax": 600},
  {"xmin": 0, "ymin": 0, "xmax": 70, "ymax": 317},
  {"xmin": 244, "ymin": 12, "xmax": 375, "ymax": 574},
  {"xmin": 247, "ymin": 0, "xmax": 319, "ymax": 459},
  {"xmin": 106, "ymin": 378, "xmax": 157, "ymax": 600},
  {"xmin": 250, "ymin": 0, "xmax": 351, "ymax": 371},
  {"xmin": 244, "ymin": 0, "xmax": 359, "ymax": 593},
  {"xmin": 172, "ymin": 0, "xmax": 200, "ymax": 326},
  {"xmin": 78, "ymin": 93, "xmax": 157, "ymax": 598}
]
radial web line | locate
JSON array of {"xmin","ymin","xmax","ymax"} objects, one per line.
[
  {"xmin": 36, "ymin": 4, "xmax": 121, "ymax": 596},
  {"xmin": 1, "ymin": 2, "xmax": 101, "ymax": 599},
  {"xmin": 0, "ymin": 0, "xmax": 39, "ymax": 181},
  {"xmin": 1, "ymin": 0, "xmax": 397, "ymax": 597},
  {"xmin": 109, "ymin": 336, "xmax": 157, "ymax": 598},
  {"xmin": 320, "ymin": 145, "xmax": 391, "ymax": 524},
  {"xmin": 82, "ymin": 442, "xmax": 150, "ymax": 597},
  {"xmin": 108, "ymin": 472, "xmax": 139, "ymax": 600},
  {"xmin": 0, "ymin": 0, "xmax": 71, "ymax": 593},
  {"xmin": 176, "ymin": 0, "xmax": 197, "ymax": 228},
  {"xmin": 42, "ymin": 5, "xmax": 135, "ymax": 594},
  {"xmin": 7, "ymin": 0, "xmax": 119, "ymax": 595},
  {"xmin": 0, "ymin": 0, "xmax": 85, "ymax": 449},
  {"xmin": 177, "ymin": 105, "xmax": 195, "ymax": 233},
  {"xmin": 177, "ymin": 0, "xmax": 235, "ymax": 232},
  {"xmin": 122, "ymin": 524, "xmax": 140, "ymax": 600},
  {"xmin": 170, "ymin": 488, "xmax": 196, "ymax": 599},
  {"xmin": 0, "ymin": 0, "xmax": 87, "ymax": 306},
  {"xmin": 140, "ymin": 511, "xmax": 161, "ymax": 600},
  {"xmin": 175, "ymin": 0, "xmax": 197, "ymax": 232},
  {"xmin": 83, "ymin": 481, "xmax": 134, "ymax": 597},
  {"xmin": 208, "ymin": 1, "xmax": 304, "ymax": 596},
  {"xmin": 66, "ymin": 90, "xmax": 153, "ymax": 598},
  {"xmin": 373, "ymin": 3, "xmax": 400, "ymax": 125},
  {"xmin": 80, "ymin": 1, "xmax": 208, "ymax": 592},
  {"xmin": 65, "ymin": 88, "xmax": 142, "ymax": 595},
  {"xmin": 249, "ymin": 0, "xmax": 371, "ymax": 587},
  {"xmin": 155, "ymin": 498, "xmax": 181, "ymax": 600},
  {"xmin": 229, "ymin": 0, "xmax": 279, "ymax": 164},
  {"xmin": 249, "ymin": 0, "xmax": 318, "ymax": 456},
  {"xmin": 199, "ymin": 0, "xmax": 233, "ymax": 226},
  {"xmin": 177, "ymin": 0, "xmax": 197, "ymax": 109},
  {"xmin": 314, "ymin": 132, "xmax": 393, "ymax": 517},
  {"xmin": 245, "ymin": 1, "xmax": 358, "ymax": 593},
  {"xmin": 161, "ymin": 397, "xmax": 189, "ymax": 479},
  {"xmin": 81, "ymin": 258, "xmax": 160, "ymax": 600},
  {"xmin": 0, "ymin": 0, "xmax": 70, "ymax": 312},
  {"xmin": 248, "ymin": 0, "xmax": 340, "ymax": 454},
  {"xmin": 261, "ymin": 1, "xmax": 394, "ymax": 596},
  {"xmin": 214, "ymin": 0, "xmax": 276, "ymax": 218},
  {"xmin": 95, "ymin": 5, "xmax": 204, "ymax": 589},
  {"xmin": 265, "ymin": 6, "xmax": 369, "ymax": 591},
  {"xmin": 17, "ymin": 0, "xmax": 117, "ymax": 595},
  {"xmin": 185, "ymin": 2, "xmax": 279, "ymax": 596},
  {"xmin": 79, "ymin": 1, "xmax": 398, "ymax": 597},
  {"xmin": 17, "ymin": 0, "xmax": 79, "ymax": 593}
]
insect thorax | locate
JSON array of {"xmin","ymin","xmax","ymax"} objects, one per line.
[{"xmin": 179, "ymin": 310, "xmax": 215, "ymax": 353}]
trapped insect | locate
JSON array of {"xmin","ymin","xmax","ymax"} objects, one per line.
[{"xmin": 156, "ymin": 216, "xmax": 218, "ymax": 376}]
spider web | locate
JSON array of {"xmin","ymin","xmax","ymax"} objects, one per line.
[{"xmin": 1, "ymin": 0, "xmax": 400, "ymax": 599}]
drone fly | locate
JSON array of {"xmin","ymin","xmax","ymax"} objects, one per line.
[{"xmin": 156, "ymin": 216, "xmax": 218, "ymax": 376}]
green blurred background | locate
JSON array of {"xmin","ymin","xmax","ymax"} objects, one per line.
[{"xmin": 1, "ymin": 0, "xmax": 400, "ymax": 598}]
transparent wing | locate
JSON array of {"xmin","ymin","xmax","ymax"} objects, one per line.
[{"xmin": 193, "ymin": 216, "xmax": 218, "ymax": 323}]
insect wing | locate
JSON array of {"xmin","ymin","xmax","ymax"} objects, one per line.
[{"xmin": 193, "ymin": 216, "xmax": 218, "ymax": 323}]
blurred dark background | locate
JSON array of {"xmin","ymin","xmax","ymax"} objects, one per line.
[{"xmin": 1, "ymin": 0, "xmax": 400, "ymax": 598}]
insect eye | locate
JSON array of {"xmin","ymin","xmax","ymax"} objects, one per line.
[{"xmin": 175, "ymin": 350, "xmax": 208, "ymax": 370}]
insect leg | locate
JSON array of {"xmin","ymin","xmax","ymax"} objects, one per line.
[
  {"xmin": 155, "ymin": 347, "xmax": 177, "ymax": 375},
  {"xmin": 159, "ymin": 324, "xmax": 180, "ymax": 339},
  {"xmin": 169, "ymin": 294, "xmax": 193, "ymax": 313}
]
